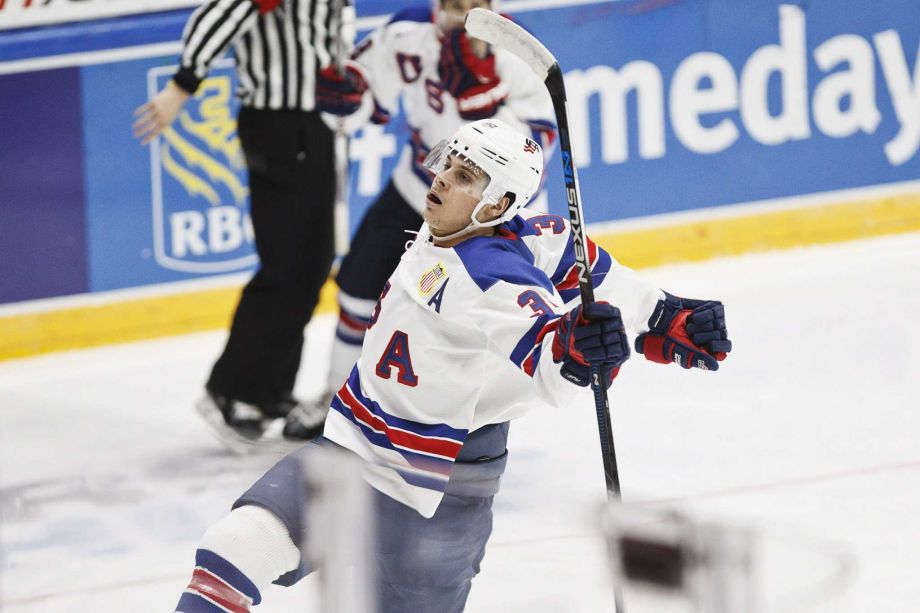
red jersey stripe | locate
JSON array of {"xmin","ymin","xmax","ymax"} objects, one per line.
[{"xmin": 338, "ymin": 385, "xmax": 463, "ymax": 460}]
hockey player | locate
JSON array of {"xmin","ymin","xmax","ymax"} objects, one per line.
[
  {"xmin": 174, "ymin": 119, "xmax": 732, "ymax": 612},
  {"xmin": 281, "ymin": 0, "xmax": 558, "ymax": 440}
]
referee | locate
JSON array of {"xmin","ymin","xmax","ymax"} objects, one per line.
[{"xmin": 133, "ymin": 0, "xmax": 355, "ymax": 451}]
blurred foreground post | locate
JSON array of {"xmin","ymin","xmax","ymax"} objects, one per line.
[{"xmin": 302, "ymin": 445, "xmax": 375, "ymax": 613}]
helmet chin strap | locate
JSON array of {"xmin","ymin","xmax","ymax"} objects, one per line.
[{"xmin": 429, "ymin": 198, "xmax": 503, "ymax": 244}]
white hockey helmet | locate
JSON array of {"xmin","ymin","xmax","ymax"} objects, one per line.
[{"xmin": 424, "ymin": 118, "xmax": 544, "ymax": 236}]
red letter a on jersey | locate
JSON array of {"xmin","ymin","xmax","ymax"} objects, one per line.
[{"xmin": 375, "ymin": 330, "xmax": 419, "ymax": 387}]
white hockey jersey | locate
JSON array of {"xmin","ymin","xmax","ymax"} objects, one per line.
[
  {"xmin": 322, "ymin": 210, "xmax": 666, "ymax": 517},
  {"xmin": 347, "ymin": 6, "xmax": 557, "ymax": 212}
]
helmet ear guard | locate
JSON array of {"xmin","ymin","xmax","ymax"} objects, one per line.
[{"xmin": 423, "ymin": 118, "xmax": 544, "ymax": 238}]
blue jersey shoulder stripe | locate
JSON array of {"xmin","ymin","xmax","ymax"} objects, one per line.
[
  {"xmin": 454, "ymin": 234, "xmax": 553, "ymax": 293},
  {"xmin": 510, "ymin": 313, "xmax": 558, "ymax": 370},
  {"xmin": 501, "ymin": 215, "xmax": 538, "ymax": 238},
  {"xmin": 550, "ymin": 235, "xmax": 578, "ymax": 286},
  {"xmin": 388, "ymin": 6, "xmax": 432, "ymax": 25},
  {"xmin": 503, "ymin": 214, "xmax": 569, "ymax": 239},
  {"xmin": 592, "ymin": 249, "xmax": 613, "ymax": 284},
  {"xmin": 557, "ymin": 249, "xmax": 612, "ymax": 303}
]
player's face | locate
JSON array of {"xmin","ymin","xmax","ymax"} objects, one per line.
[
  {"xmin": 439, "ymin": 0, "xmax": 492, "ymax": 31},
  {"xmin": 424, "ymin": 154, "xmax": 491, "ymax": 238}
]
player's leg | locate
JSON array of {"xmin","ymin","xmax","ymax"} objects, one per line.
[
  {"xmin": 176, "ymin": 425, "xmax": 509, "ymax": 612},
  {"xmin": 282, "ymin": 181, "xmax": 422, "ymax": 440},
  {"xmin": 201, "ymin": 109, "xmax": 335, "ymax": 446},
  {"xmin": 174, "ymin": 445, "xmax": 316, "ymax": 612},
  {"xmin": 375, "ymin": 422, "xmax": 510, "ymax": 613},
  {"xmin": 174, "ymin": 505, "xmax": 300, "ymax": 612}
]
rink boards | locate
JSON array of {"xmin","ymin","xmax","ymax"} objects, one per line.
[{"xmin": 1, "ymin": 0, "xmax": 918, "ymax": 359}]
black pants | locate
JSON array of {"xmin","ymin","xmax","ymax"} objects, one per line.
[
  {"xmin": 208, "ymin": 107, "xmax": 336, "ymax": 408},
  {"xmin": 336, "ymin": 180, "xmax": 424, "ymax": 301}
]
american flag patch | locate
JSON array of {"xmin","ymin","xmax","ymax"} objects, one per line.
[
  {"xmin": 523, "ymin": 138, "xmax": 538, "ymax": 154},
  {"xmin": 418, "ymin": 262, "xmax": 447, "ymax": 296}
]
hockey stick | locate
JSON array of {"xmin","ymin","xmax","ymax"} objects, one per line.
[
  {"xmin": 465, "ymin": 7, "xmax": 622, "ymax": 500},
  {"xmin": 465, "ymin": 11, "xmax": 625, "ymax": 611},
  {"xmin": 332, "ymin": 0, "xmax": 351, "ymax": 258}
]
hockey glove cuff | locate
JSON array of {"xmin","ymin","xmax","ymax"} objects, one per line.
[
  {"xmin": 456, "ymin": 81, "xmax": 509, "ymax": 120},
  {"xmin": 553, "ymin": 302, "xmax": 630, "ymax": 388},
  {"xmin": 635, "ymin": 292, "xmax": 732, "ymax": 371}
]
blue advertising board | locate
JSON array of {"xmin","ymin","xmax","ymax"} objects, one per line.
[
  {"xmin": 0, "ymin": 0, "xmax": 918, "ymax": 305},
  {"xmin": 519, "ymin": 1, "xmax": 919, "ymax": 220},
  {"xmin": 81, "ymin": 58, "xmax": 256, "ymax": 291},
  {"xmin": 0, "ymin": 67, "xmax": 88, "ymax": 301},
  {"xmin": 77, "ymin": 52, "xmax": 407, "ymax": 292}
]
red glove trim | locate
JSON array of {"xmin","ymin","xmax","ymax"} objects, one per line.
[
  {"xmin": 551, "ymin": 308, "xmax": 589, "ymax": 366},
  {"xmin": 640, "ymin": 309, "xmax": 718, "ymax": 367},
  {"xmin": 637, "ymin": 334, "xmax": 669, "ymax": 365},
  {"xmin": 667, "ymin": 310, "xmax": 695, "ymax": 350}
]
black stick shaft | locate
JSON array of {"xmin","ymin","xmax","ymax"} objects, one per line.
[
  {"xmin": 546, "ymin": 65, "xmax": 625, "ymax": 613},
  {"xmin": 545, "ymin": 64, "xmax": 622, "ymax": 500}
]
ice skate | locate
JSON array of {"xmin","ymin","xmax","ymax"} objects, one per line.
[
  {"xmin": 195, "ymin": 389, "xmax": 273, "ymax": 455},
  {"xmin": 281, "ymin": 390, "xmax": 332, "ymax": 442}
]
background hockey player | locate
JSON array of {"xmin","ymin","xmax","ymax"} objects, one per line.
[
  {"xmin": 282, "ymin": 0, "xmax": 558, "ymax": 440},
  {"xmin": 133, "ymin": 0, "xmax": 356, "ymax": 451},
  {"xmin": 174, "ymin": 119, "xmax": 732, "ymax": 612}
]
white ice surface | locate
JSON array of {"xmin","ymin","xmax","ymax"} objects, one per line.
[{"xmin": 2, "ymin": 232, "xmax": 919, "ymax": 612}]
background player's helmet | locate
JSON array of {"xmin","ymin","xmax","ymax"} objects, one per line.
[{"xmin": 424, "ymin": 118, "xmax": 544, "ymax": 230}]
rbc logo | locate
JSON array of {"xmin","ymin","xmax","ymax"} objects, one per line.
[{"xmin": 147, "ymin": 61, "xmax": 257, "ymax": 274}]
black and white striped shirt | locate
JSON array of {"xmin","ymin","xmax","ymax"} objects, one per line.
[{"xmin": 173, "ymin": 0, "xmax": 355, "ymax": 111}]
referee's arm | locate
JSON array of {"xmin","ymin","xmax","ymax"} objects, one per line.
[{"xmin": 173, "ymin": 0, "xmax": 263, "ymax": 95}]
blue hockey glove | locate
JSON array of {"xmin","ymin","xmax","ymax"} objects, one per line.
[
  {"xmin": 553, "ymin": 302, "xmax": 630, "ymax": 388},
  {"xmin": 635, "ymin": 292, "xmax": 732, "ymax": 371},
  {"xmin": 315, "ymin": 61, "xmax": 368, "ymax": 116}
]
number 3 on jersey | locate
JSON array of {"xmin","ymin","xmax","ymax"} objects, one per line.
[{"xmin": 376, "ymin": 331, "xmax": 419, "ymax": 387}]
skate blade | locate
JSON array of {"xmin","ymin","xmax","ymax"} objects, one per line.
[{"xmin": 193, "ymin": 399, "xmax": 294, "ymax": 456}]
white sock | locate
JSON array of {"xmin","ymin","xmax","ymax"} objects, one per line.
[
  {"xmin": 197, "ymin": 505, "xmax": 301, "ymax": 592},
  {"xmin": 176, "ymin": 506, "xmax": 301, "ymax": 612}
]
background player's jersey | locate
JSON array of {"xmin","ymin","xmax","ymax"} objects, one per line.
[
  {"xmin": 322, "ymin": 209, "xmax": 665, "ymax": 517},
  {"xmin": 347, "ymin": 7, "xmax": 557, "ymax": 212}
]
